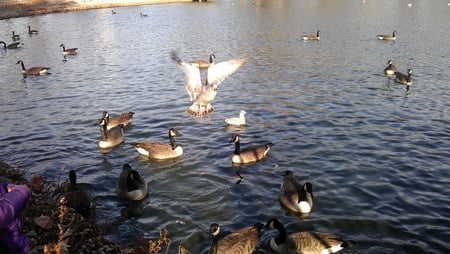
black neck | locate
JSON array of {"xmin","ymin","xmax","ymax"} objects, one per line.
[
  {"xmin": 274, "ymin": 221, "xmax": 287, "ymax": 245},
  {"xmin": 209, "ymin": 234, "xmax": 219, "ymax": 254},
  {"xmin": 169, "ymin": 135, "xmax": 178, "ymax": 150},
  {"xmin": 233, "ymin": 140, "xmax": 240, "ymax": 155}
]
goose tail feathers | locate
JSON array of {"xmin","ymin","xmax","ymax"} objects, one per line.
[{"xmin": 186, "ymin": 103, "xmax": 214, "ymax": 117}]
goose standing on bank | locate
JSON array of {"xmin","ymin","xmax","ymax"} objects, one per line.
[
  {"xmin": 171, "ymin": 51, "xmax": 250, "ymax": 122},
  {"xmin": 265, "ymin": 218, "xmax": 350, "ymax": 254},
  {"xmin": 191, "ymin": 53, "xmax": 216, "ymax": 70},
  {"xmin": 11, "ymin": 31, "xmax": 20, "ymax": 41},
  {"xmin": 230, "ymin": 134, "xmax": 274, "ymax": 164},
  {"xmin": 225, "ymin": 110, "xmax": 246, "ymax": 126},
  {"xmin": 0, "ymin": 41, "xmax": 22, "ymax": 49},
  {"xmin": 116, "ymin": 164, "xmax": 148, "ymax": 201},
  {"xmin": 384, "ymin": 60, "xmax": 398, "ymax": 77},
  {"xmin": 209, "ymin": 222, "xmax": 262, "ymax": 254},
  {"xmin": 28, "ymin": 26, "xmax": 38, "ymax": 35},
  {"xmin": 60, "ymin": 170, "xmax": 95, "ymax": 219},
  {"xmin": 301, "ymin": 30, "xmax": 320, "ymax": 41},
  {"xmin": 97, "ymin": 118, "xmax": 124, "ymax": 149},
  {"xmin": 377, "ymin": 31, "xmax": 397, "ymax": 41},
  {"xmin": 395, "ymin": 68, "xmax": 413, "ymax": 92},
  {"xmin": 96, "ymin": 111, "xmax": 134, "ymax": 130},
  {"xmin": 16, "ymin": 60, "xmax": 50, "ymax": 76},
  {"xmin": 60, "ymin": 43, "xmax": 78, "ymax": 55},
  {"xmin": 279, "ymin": 170, "xmax": 313, "ymax": 214},
  {"xmin": 131, "ymin": 128, "xmax": 183, "ymax": 160}
]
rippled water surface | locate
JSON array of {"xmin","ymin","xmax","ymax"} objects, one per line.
[{"xmin": 1, "ymin": 0, "xmax": 449, "ymax": 253}]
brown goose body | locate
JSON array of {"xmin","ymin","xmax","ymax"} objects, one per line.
[
  {"xmin": 97, "ymin": 111, "xmax": 134, "ymax": 130},
  {"xmin": 28, "ymin": 26, "xmax": 38, "ymax": 34},
  {"xmin": 377, "ymin": 31, "xmax": 397, "ymax": 41},
  {"xmin": 191, "ymin": 53, "xmax": 216, "ymax": 69},
  {"xmin": 60, "ymin": 170, "xmax": 95, "ymax": 220},
  {"xmin": 395, "ymin": 69, "xmax": 413, "ymax": 92},
  {"xmin": 16, "ymin": 60, "xmax": 50, "ymax": 76},
  {"xmin": 60, "ymin": 43, "xmax": 78, "ymax": 55},
  {"xmin": 132, "ymin": 128, "xmax": 183, "ymax": 160},
  {"xmin": 279, "ymin": 170, "xmax": 313, "ymax": 214},
  {"xmin": 97, "ymin": 118, "xmax": 124, "ymax": 149},
  {"xmin": 384, "ymin": 60, "xmax": 398, "ymax": 77},
  {"xmin": 209, "ymin": 223, "xmax": 262, "ymax": 254},
  {"xmin": 0, "ymin": 41, "xmax": 22, "ymax": 49},
  {"xmin": 301, "ymin": 30, "xmax": 320, "ymax": 41},
  {"xmin": 231, "ymin": 134, "xmax": 274, "ymax": 164}
]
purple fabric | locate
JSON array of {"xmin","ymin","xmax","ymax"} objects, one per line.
[{"xmin": 0, "ymin": 183, "xmax": 31, "ymax": 254}]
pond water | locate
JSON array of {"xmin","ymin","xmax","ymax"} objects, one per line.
[{"xmin": 1, "ymin": 0, "xmax": 449, "ymax": 253}]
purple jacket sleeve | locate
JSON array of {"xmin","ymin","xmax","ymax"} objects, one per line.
[{"xmin": 0, "ymin": 184, "xmax": 31, "ymax": 228}]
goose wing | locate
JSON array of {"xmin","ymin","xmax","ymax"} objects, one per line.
[
  {"xmin": 218, "ymin": 225, "xmax": 260, "ymax": 253},
  {"xmin": 287, "ymin": 231, "xmax": 344, "ymax": 253},
  {"xmin": 206, "ymin": 55, "xmax": 250, "ymax": 86},
  {"xmin": 280, "ymin": 174, "xmax": 302, "ymax": 205},
  {"xmin": 171, "ymin": 51, "xmax": 203, "ymax": 101}
]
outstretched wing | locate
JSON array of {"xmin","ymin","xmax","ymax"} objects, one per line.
[
  {"xmin": 171, "ymin": 51, "xmax": 203, "ymax": 101},
  {"xmin": 206, "ymin": 55, "xmax": 250, "ymax": 86}
]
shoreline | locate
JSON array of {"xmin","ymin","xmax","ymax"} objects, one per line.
[{"xmin": 0, "ymin": 0, "xmax": 195, "ymax": 20}]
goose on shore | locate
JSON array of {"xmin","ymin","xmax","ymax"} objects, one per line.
[
  {"xmin": 97, "ymin": 118, "xmax": 124, "ymax": 149},
  {"xmin": 60, "ymin": 43, "xmax": 78, "ymax": 55},
  {"xmin": 171, "ymin": 51, "xmax": 249, "ymax": 122},
  {"xmin": 384, "ymin": 60, "xmax": 398, "ymax": 77},
  {"xmin": 265, "ymin": 218, "xmax": 349, "ymax": 254},
  {"xmin": 60, "ymin": 170, "xmax": 95, "ymax": 219},
  {"xmin": 0, "ymin": 41, "xmax": 22, "ymax": 49},
  {"xmin": 16, "ymin": 60, "xmax": 50, "ymax": 76},
  {"xmin": 131, "ymin": 128, "xmax": 183, "ymax": 160},
  {"xmin": 395, "ymin": 68, "xmax": 413, "ymax": 92},
  {"xmin": 96, "ymin": 111, "xmax": 134, "ymax": 130},
  {"xmin": 279, "ymin": 170, "xmax": 313, "ymax": 214},
  {"xmin": 28, "ymin": 26, "xmax": 38, "ymax": 34},
  {"xmin": 377, "ymin": 31, "xmax": 397, "ymax": 41},
  {"xmin": 116, "ymin": 164, "xmax": 148, "ymax": 201},
  {"xmin": 209, "ymin": 222, "xmax": 262, "ymax": 254},
  {"xmin": 301, "ymin": 30, "xmax": 320, "ymax": 41},
  {"xmin": 191, "ymin": 53, "xmax": 216, "ymax": 69},
  {"xmin": 230, "ymin": 134, "xmax": 273, "ymax": 164},
  {"xmin": 225, "ymin": 110, "xmax": 246, "ymax": 126}
]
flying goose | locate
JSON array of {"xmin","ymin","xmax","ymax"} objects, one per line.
[
  {"xmin": 171, "ymin": 51, "xmax": 250, "ymax": 121},
  {"xmin": 279, "ymin": 170, "xmax": 313, "ymax": 214},
  {"xmin": 377, "ymin": 31, "xmax": 397, "ymax": 41},
  {"xmin": 301, "ymin": 30, "xmax": 320, "ymax": 41},
  {"xmin": 230, "ymin": 134, "xmax": 274, "ymax": 164},
  {"xmin": 209, "ymin": 222, "xmax": 262, "ymax": 254},
  {"xmin": 131, "ymin": 128, "xmax": 183, "ymax": 160},
  {"xmin": 97, "ymin": 118, "xmax": 124, "ymax": 149},
  {"xmin": 60, "ymin": 170, "xmax": 95, "ymax": 219},
  {"xmin": 11, "ymin": 31, "xmax": 20, "ymax": 41},
  {"xmin": 60, "ymin": 43, "xmax": 78, "ymax": 55},
  {"xmin": 384, "ymin": 60, "xmax": 398, "ymax": 77},
  {"xmin": 225, "ymin": 110, "xmax": 246, "ymax": 126},
  {"xmin": 28, "ymin": 26, "xmax": 38, "ymax": 34},
  {"xmin": 116, "ymin": 164, "xmax": 148, "ymax": 201},
  {"xmin": 191, "ymin": 53, "xmax": 216, "ymax": 69},
  {"xmin": 265, "ymin": 218, "xmax": 349, "ymax": 254},
  {"xmin": 395, "ymin": 69, "xmax": 413, "ymax": 92},
  {"xmin": 96, "ymin": 111, "xmax": 134, "ymax": 130},
  {"xmin": 0, "ymin": 41, "xmax": 22, "ymax": 49},
  {"xmin": 16, "ymin": 60, "xmax": 50, "ymax": 76}
]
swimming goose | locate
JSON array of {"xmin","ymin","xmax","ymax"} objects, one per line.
[
  {"xmin": 384, "ymin": 60, "xmax": 398, "ymax": 77},
  {"xmin": 12, "ymin": 31, "xmax": 20, "ymax": 41},
  {"xmin": 96, "ymin": 111, "xmax": 134, "ymax": 130},
  {"xmin": 116, "ymin": 164, "xmax": 148, "ymax": 201},
  {"xmin": 132, "ymin": 128, "xmax": 183, "ymax": 160},
  {"xmin": 97, "ymin": 118, "xmax": 124, "ymax": 149},
  {"xmin": 209, "ymin": 222, "xmax": 262, "ymax": 254},
  {"xmin": 225, "ymin": 110, "xmax": 246, "ymax": 126},
  {"xmin": 0, "ymin": 41, "xmax": 22, "ymax": 49},
  {"xmin": 377, "ymin": 31, "xmax": 397, "ymax": 41},
  {"xmin": 230, "ymin": 134, "xmax": 274, "ymax": 164},
  {"xmin": 28, "ymin": 26, "xmax": 38, "ymax": 34},
  {"xmin": 60, "ymin": 43, "xmax": 78, "ymax": 55},
  {"xmin": 265, "ymin": 218, "xmax": 348, "ymax": 254},
  {"xmin": 16, "ymin": 60, "xmax": 50, "ymax": 76},
  {"xmin": 279, "ymin": 170, "xmax": 313, "ymax": 214},
  {"xmin": 191, "ymin": 53, "xmax": 216, "ymax": 69},
  {"xmin": 140, "ymin": 12, "xmax": 148, "ymax": 17},
  {"xmin": 395, "ymin": 69, "xmax": 413, "ymax": 92},
  {"xmin": 111, "ymin": 10, "xmax": 117, "ymax": 14},
  {"xmin": 171, "ymin": 51, "xmax": 250, "ymax": 120},
  {"xmin": 60, "ymin": 170, "xmax": 95, "ymax": 219},
  {"xmin": 301, "ymin": 30, "xmax": 320, "ymax": 41}
]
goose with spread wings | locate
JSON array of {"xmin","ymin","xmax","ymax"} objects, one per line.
[{"xmin": 170, "ymin": 51, "xmax": 249, "ymax": 120}]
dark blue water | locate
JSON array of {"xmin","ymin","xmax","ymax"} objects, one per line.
[{"xmin": 1, "ymin": 0, "xmax": 449, "ymax": 253}]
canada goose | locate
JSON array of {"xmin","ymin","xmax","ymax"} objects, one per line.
[
  {"xmin": 171, "ymin": 51, "xmax": 250, "ymax": 121},
  {"xmin": 265, "ymin": 218, "xmax": 349, "ymax": 254},
  {"xmin": 28, "ymin": 26, "xmax": 38, "ymax": 34},
  {"xmin": 377, "ymin": 31, "xmax": 397, "ymax": 41},
  {"xmin": 116, "ymin": 164, "xmax": 148, "ymax": 201},
  {"xmin": 301, "ymin": 30, "xmax": 320, "ymax": 41},
  {"xmin": 132, "ymin": 128, "xmax": 183, "ymax": 160},
  {"xmin": 97, "ymin": 118, "xmax": 124, "ymax": 149},
  {"xmin": 60, "ymin": 170, "xmax": 95, "ymax": 219},
  {"xmin": 11, "ymin": 31, "xmax": 20, "ymax": 41},
  {"xmin": 225, "ymin": 110, "xmax": 246, "ymax": 126},
  {"xmin": 60, "ymin": 43, "xmax": 78, "ymax": 55},
  {"xmin": 0, "ymin": 41, "xmax": 22, "ymax": 49},
  {"xmin": 16, "ymin": 60, "xmax": 50, "ymax": 76},
  {"xmin": 111, "ymin": 10, "xmax": 117, "ymax": 14},
  {"xmin": 140, "ymin": 12, "xmax": 148, "ymax": 17},
  {"xmin": 279, "ymin": 170, "xmax": 313, "ymax": 214},
  {"xmin": 209, "ymin": 222, "xmax": 262, "ymax": 254},
  {"xmin": 395, "ymin": 69, "xmax": 413, "ymax": 92},
  {"xmin": 384, "ymin": 60, "xmax": 398, "ymax": 77},
  {"xmin": 96, "ymin": 111, "xmax": 134, "ymax": 130},
  {"xmin": 230, "ymin": 134, "xmax": 274, "ymax": 164},
  {"xmin": 191, "ymin": 53, "xmax": 216, "ymax": 69}
]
